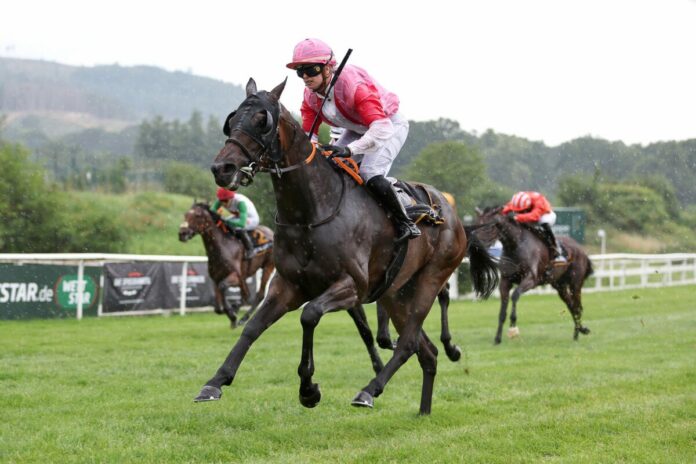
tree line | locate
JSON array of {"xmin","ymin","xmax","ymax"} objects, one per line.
[{"xmin": 1, "ymin": 113, "xmax": 695, "ymax": 253}]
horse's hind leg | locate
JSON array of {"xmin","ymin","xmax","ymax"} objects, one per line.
[
  {"xmin": 557, "ymin": 283, "xmax": 590, "ymax": 340},
  {"xmin": 416, "ymin": 329, "xmax": 439, "ymax": 415},
  {"xmin": 495, "ymin": 279, "xmax": 512, "ymax": 344},
  {"xmin": 352, "ymin": 278, "xmax": 440, "ymax": 412},
  {"xmin": 438, "ymin": 283, "xmax": 461, "ymax": 361},
  {"xmin": 347, "ymin": 305, "xmax": 384, "ymax": 374},
  {"xmin": 376, "ymin": 302, "xmax": 395, "ymax": 350}
]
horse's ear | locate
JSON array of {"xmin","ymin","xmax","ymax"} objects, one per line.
[
  {"xmin": 246, "ymin": 78, "xmax": 257, "ymax": 96},
  {"xmin": 475, "ymin": 206, "xmax": 483, "ymax": 215},
  {"xmin": 270, "ymin": 77, "xmax": 287, "ymax": 101}
]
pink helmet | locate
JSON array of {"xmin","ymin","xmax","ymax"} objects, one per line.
[
  {"xmin": 509, "ymin": 192, "xmax": 532, "ymax": 212},
  {"xmin": 286, "ymin": 38, "xmax": 336, "ymax": 69}
]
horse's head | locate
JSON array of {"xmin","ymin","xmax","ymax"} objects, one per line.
[
  {"xmin": 179, "ymin": 202, "xmax": 214, "ymax": 242},
  {"xmin": 211, "ymin": 78, "xmax": 288, "ymax": 190},
  {"xmin": 474, "ymin": 205, "xmax": 503, "ymax": 225}
]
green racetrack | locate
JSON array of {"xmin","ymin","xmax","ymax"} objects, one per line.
[{"xmin": 1, "ymin": 286, "xmax": 694, "ymax": 463}]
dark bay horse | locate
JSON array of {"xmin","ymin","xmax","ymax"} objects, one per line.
[
  {"xmin": 196, "ymin": 78, "xmax": 498, "ymax": 415},
  {"xmin": 180, "ymin": 204, "xmax": 389, "ymax": 377},
  {"xmin": 475, "ymin": 206, "xmax": 593, "ymax": 343},
  {"xmin": 178, "ymin": 202, "xmax": 275, "ymax": 327}
]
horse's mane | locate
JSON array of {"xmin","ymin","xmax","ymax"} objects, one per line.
[{"xmin": 191, "ymin": 201, "xmax": 221, "ymax": 223}]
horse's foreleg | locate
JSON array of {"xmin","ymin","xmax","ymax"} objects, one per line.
[
  {"xmin": 376, "ymin": 302, "xmax": 395, "ymax": 350},
  {"xmin": 437, "ymin": 283, "xmax": 461, "ymax": 361},
  {"xmin": 347, "ymin": 305, "xmax": 384, "ymax": 374},
  {"xmin": 213, "ymin": 284, "xmax": 225, "ymax": 315},
  {"xmin": 195, "ymin": 275, "xmax": 303, "ymax": 402},
  {"xmin": 509, "ymin": 276, "xmax": 535, "ymax": 336},
  {"xmin": 219, "ymin": 274, "xmax": 242, "ymax": 328},
  {"xmin": 298, "ymin": 276, "xmax": 359, "ymax": 408},
  {"xmin": 495, "ymin": 279, "xmax": 512, "ymax": 344}
]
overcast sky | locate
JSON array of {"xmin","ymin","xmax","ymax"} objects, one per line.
[{"xmin": 2, "ymin": 0, "xmax": 694, "ymax": 146}]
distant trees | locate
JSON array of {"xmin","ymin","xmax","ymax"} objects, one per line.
[
  {"xmin": 134, "ymin": 111, "xmax": 224, "ymax": 167},
  {"xmin": 163, "ymin": 162, "xmax": 216, "ymax": 199},
  {"xmin": 402, "ymin": 141, "xmax": 507, "ymax": 214},
  {"xmin": 0, "ymin": 139, "xmax": 126, "ymax": 252}
]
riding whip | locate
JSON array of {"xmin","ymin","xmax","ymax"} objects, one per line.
[{"xmin": 307, "ymin": 48, "xmax": 353, "ymax": 138}]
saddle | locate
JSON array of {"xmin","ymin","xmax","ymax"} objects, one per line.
[
  {"xmin": 394, "ymin": 180, "xmax": 446, "ymax": 226},
  {"xmin": 321, "ymin": 149, "xmax": 445, "ymax": 227},
  {"xmin": 217, "ymin": 222, "xmax": 273, "ymax": 255}
]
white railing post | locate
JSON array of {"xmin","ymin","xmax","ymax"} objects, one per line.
[
  {"xmin": 98, "ymin": 273, "xmax": 104, "ymax": 316},
  {"xmin": 641, "ymin": 259, "xmax": 648, "ymax": 288},
  {"xmin": 179, "ymin": 261, "xmax": 188, "ymax": 316},
  {"xmin": 76, "ymin": 260, "xmax": 85, "ymax": 320}
]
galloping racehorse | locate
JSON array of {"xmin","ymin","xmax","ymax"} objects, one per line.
[
  {"xmin": 475, "ymin": 206, "xmax": 594, "ymax": 343},
  {"xmin": 195, "ymin": 78, "xmax": 497, "ymax": 415},
  {"xmin": 178, "ymin": 202, "xmax": 275, "ymax": 327}
]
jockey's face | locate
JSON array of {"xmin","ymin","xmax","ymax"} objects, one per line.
[{"xmin": 301, "ymin": 64, "xmax": 332, "ymax": 94}]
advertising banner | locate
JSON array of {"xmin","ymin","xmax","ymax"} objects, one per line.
[
  {"xmin": 0, "ymin": 263, "xmax": 101, "ymax": 320},
  {"xmin": 160, "ymin": 262, "xmax": 216, "ymax": 308},
  {"xmin": 102, "ymin": 262, "xmax": 164, "ymax": 312}
]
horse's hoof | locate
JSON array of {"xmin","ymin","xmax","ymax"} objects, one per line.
[
  {"xmin": 580, "ymin": 327, "xmax": 591, "ymax": 335},
  {"xmin": 494, "ymin": 337, "xmax": 502, "ymax": 345},
  {"xmin": 194, "ymin": 385, "xmax": 222, "ymax": 402},
  {"xmin": 351, "ymin": 390, "xmax": 374, "ymax": 408},
  {"xmin": 377, "ymin": 338, "xmax": 396, "ymax": 351},
  {"xmin": 299, "ymin": 383, "xmax": 321, "ymax": 408},
  {"xmin": 507, "ymin": 327, "xmax": 520, "ymax": 339},
  {"xmin": 446, "ymin": 345, "xmax": 462, "ymax": 362}
]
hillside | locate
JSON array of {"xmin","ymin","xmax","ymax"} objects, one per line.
[{"xmin": 0, "ymin": 57, "xmax": 245, "ymax": 137}]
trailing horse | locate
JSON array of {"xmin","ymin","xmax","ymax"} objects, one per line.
[
  {"xmin": 196, "ymin": 78, "xmax": 497, "ymax": 415},
  {"xmin": 178, "ymin": 201, "xmax": 275, "ymax": 327},
  {"xmin": 475, "ymin": 206, "xmax": 594, "ymax": 343}
]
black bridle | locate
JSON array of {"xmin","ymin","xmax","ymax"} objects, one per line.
[{"xmin": 223, "ymin": 92, "xmax": 282, "ymax": 185}]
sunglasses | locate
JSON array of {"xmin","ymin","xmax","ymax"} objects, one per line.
[{"xmin": 296, "ymin": 64, "xmax": 324, "ymax": 78}]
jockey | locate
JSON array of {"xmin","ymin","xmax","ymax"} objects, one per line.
[
  {"xmin": 286, "ymin": 38, "xmax": 420, "ymax": 243},
  {"xmin": 211, "ymin": 187, "xmax": 260, "ymax": 259},
  {"xmin": 501, "ymin": 191, "xmax": 567, "ymax": 263}
]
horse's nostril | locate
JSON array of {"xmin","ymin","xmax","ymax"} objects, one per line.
[{"xmin": 211, "ymin": 162, "xmax": 236, "ymax": 177}]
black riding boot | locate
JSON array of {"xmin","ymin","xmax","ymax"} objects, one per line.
[
  {"xmin": 235, "ymin": 229, "xmax": 255, "ymax": 259},
  {"xmin": 540, "ymin": 223, "xmax": 566, "ymax": 263},
  {"xmin": 366, "ymin": 175, "xmax": 421, "ymax": 242}
]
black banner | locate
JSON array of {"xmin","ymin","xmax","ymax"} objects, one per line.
[
  {"xmin": 161, "ymin": 262, "xmax": 216, "ymax": 309},
  {"xmin": 102, "ymin": 262, "xmax": 226, "ymax": 313},
  {"xmin": 102, "ymin": 262, "xmax": 164, "ymax": 312}
]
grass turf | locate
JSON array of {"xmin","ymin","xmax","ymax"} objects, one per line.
[{"xmin": 1, "ymin": 286, "xmax": 694, "ymax": 463}]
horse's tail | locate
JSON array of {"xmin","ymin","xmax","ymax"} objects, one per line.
[
  {"xmin": 585, "ymin": 257, "xmax": 594, "ymax": 279},
  {"xmin": 466, "ymin": 233, "xmax": 499, "ymax": 299}
]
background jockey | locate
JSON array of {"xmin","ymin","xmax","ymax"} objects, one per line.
[
  {"xmin": 286, "ymin": 38, "xmax": 420, "ymax": 243},
  {"xmin": 211, "ymin": 187, "xmax": 260, "ymax": 259},
  {"xmin": 501, "ymin": 191, "xmax": 567, "ymax": 264}
]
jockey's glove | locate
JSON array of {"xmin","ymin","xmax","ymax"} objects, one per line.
[
  {"xmin": 217, "ymin": 207, "xmax": 233, "ymax": 220},
  {"xmin": 321, "ymin": 144, "xmax": 352, "ymax": 158}
]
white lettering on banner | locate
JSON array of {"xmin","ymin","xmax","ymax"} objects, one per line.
[
  {"xmin": 170, "ymin": 275, "xmax": 206, "ymax": 284},
  {"xmin": 0, "ymin": 283, "xmax": 54, "ymax": 303},
  {"xmin": 114, "ymin": 277, "xmax": 152, "ymax": 287}
]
